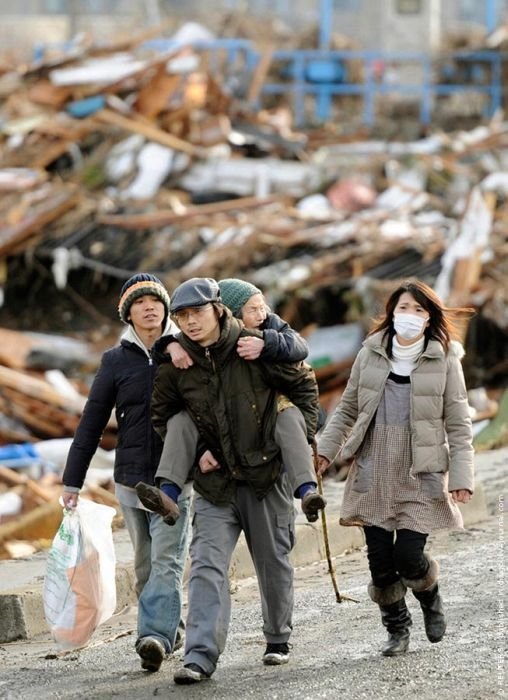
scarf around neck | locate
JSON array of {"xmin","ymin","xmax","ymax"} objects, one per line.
[{"xmin": 390, "ymin": 335, "xmax": 425, "ymax": 376}]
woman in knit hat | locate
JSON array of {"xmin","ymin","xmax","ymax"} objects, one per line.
[
  {"xmin": 61, "ymin": 273, "xmax": 192, "ymax": 673},
  {"xmin": 137, "ymin": 277, "xmax": 326, "ymax": 524},
  {"xmin": 219, "ymin": 278, "xmax": 326, "ymax": 519}
]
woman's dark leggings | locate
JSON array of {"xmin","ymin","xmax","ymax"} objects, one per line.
[{"xmin": 364, "ymin": 526, "xmax": 428, "ymax": 589}]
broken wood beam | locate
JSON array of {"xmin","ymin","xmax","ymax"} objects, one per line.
[
  {"xmin": 0, "ymin": 365, "xmax": 86, "ymax": 414},
  {"xmin": 0, "ymin": 465, "xmax": 55, "ymax": 503},
  {"xmin": 0, "ymin": 188, "xmax": 79, "ymax": 256},
  {"xmin": 0, "ymin": 498, "xmax": 63, "ymax": 553},
  {"xmin": 247, "ymin": 46, "xmax": 274, "ymax": 105},
  {"xmin": 94, "ymin": 107, "xmax": 201, "ymax": 156},
  {"xmin": 84, "ymin": 484, "xmax": 119, "ymax": 510},
  {"xmin": 96, "ymin": 194, "xmax": 287, "ymax": 229}
]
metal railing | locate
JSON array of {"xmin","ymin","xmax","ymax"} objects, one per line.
[
  {"xmin": 255, "ymin": 48, "xmax": 507, "ymax": 125},
  {"xmin": 33, "ymin": 37, "xmax": 507, "ymax": 127}
]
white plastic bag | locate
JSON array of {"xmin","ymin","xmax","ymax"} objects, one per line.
[{"xmin": 43, "ymin": 498, "xmax": 117, "ymax": 648}]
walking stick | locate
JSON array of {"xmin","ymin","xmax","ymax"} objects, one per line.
[{"xmin": 313, "ymin": 442, "xmax": 359, "ymax": 604}]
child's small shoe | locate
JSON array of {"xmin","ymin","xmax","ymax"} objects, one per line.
[{"xmin": 135, "ymin": 482, "xmax": 180, "ymax": 525}]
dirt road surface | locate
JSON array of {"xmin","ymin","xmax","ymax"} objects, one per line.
[{"xmin": 0, "ymin": 506, "xmax": 504, "ymax": 700}]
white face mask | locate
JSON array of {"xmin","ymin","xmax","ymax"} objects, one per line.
[{"xmin": 393, "ymin": 313, "xmax": 428, "ymax": 340}]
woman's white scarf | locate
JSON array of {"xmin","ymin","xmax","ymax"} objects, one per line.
[{"xmin": 390, "ymin": 335, "xmax": 425, "ymax": 376}]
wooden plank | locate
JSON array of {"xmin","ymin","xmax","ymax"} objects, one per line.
[
  {"xmin": 247, "ymin": 47, "xmax": 274, "ymax": 104},
  {"xmin": 84, "ymin": 484, "xmax": 119, "ymax": 510},
  {"xmin": 0, "ymin": 328, "xmax": 34, "ymax": 369},
  {"xmin": 31, "ymin": 141, "xmax": 69, "ymax": 169},
  {"xmin": 0, "ymin": 466, "xmax": 55, "ymax": 503},
  {"xmin": 0, "ymin": 188, "xmax": 79, "ymax": 256},
  {"xmin": 0, "ymin": 498, "xmax": 63, "ymax": 547},
  {"xmin": 96, "ymin": 194, "xmax": 286, "ymax": 230},
  {"xmin": 0, "ymin": 366, "xmax": 86, "ymax": 414},
  {"xmin": 4, "ymin": 400, "xmax": 76, "ymax": 438},
  {"xmin": 94, "ymin": 107, "xmax": 201, "ymax": 156},
  {"xmin": 27, "ymin": 79, "xmax": 72, "ymax": 107},
  {"xmin": 1, "ymin": 390, "xmax": 82, "ymax": 432},
  {"xmin": 134, "ymin": 68, "xmax": 181, "ymax": 118}
]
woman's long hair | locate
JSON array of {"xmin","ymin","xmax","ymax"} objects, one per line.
[{"xmin": 368, "ymin": 280, "xmax": 474, "ymax": 357}]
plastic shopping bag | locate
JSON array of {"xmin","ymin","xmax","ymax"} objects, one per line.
[{"xmin": 43, "ymin": 498, "xmax": 117, "ymax": 649}]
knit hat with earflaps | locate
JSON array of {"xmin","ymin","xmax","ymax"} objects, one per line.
[
  {"xmin": 118, "ymin": 273, "xmax": 171, "ymax": 324},
  {"xmin": 218, "ymin": 279, "xmax": 262, "ymax": 317}
]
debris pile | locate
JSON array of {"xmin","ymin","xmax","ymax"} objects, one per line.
[
  {"xmin": 0, "ymin": 327, "xmax": 119, "ymax": 560},
  {"xmin": 0, "ymin": 23, "xmax": 507, "ymax": 558},
  {"xmin": 0, "ymin": 24, "xmax": 506, "ymax": 393}
]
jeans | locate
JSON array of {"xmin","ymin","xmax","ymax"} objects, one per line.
[{"xmin": 121, "ymin": 497, "xmax": 191, "ymax": 652}]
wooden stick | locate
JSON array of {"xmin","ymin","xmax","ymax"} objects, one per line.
[{"xmin": 313, "ymin": 442, "xmax": 359, "ymax": 604}]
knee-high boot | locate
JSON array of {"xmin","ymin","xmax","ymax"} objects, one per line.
[
  {"xmin": 402, "ymin": 558, "xmax": 446, "ymax": 643},
  {"xmin": 368, "ymin": 580, "xmax": 412, "ymax": 656}
]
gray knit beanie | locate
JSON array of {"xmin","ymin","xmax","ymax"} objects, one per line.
[
  {"xmin": 118, "ymin": 273, "xmax": 170, "ymax": 324},
  {"xmin": 218, "ymin": 279, "xmax": 262, "ymax": 317}
]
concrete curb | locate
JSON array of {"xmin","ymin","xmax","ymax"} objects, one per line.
[
  {"xmin": 0, "ymin": 483, "xmax": 488, "ymax": 643},
  {"xmin": 0, "ymin": 564, "xmax": 138, "ymax": 643},
  {"xmin": 229, "ymin": 481, "xmax": 488, "ymax": 579}
]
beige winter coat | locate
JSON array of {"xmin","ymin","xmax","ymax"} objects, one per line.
[{"xmin": 318, "ymin": 331, "xmax": 474, "ymax": 493}]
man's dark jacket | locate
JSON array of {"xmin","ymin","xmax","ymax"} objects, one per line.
[
  {"xmin": 151, "ymin": 310, "xmax": 319, "ymax": 505},
  {"xmin": 63, "ymin": 338, "xmax": 162, "ymax": 489}
]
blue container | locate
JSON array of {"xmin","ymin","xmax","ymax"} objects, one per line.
[
  {"xmin": 67, "ymin": 95, "xmax": 106, "ymax": 119},
  {"xmin": 305, "ymin": 59, "xmax": 345, "ymax": 83},
  {"xmin": 0, "ymin": 443, "xmax": 39, "ymax": 461}
]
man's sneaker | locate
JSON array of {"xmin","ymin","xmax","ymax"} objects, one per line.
[
  {"xmin": 135, "ymin": 482, "xmax": 180, "ymax": 525},
  {"xmin": 174, "ymin": 663, "xmax": 210, "ymax": 684},
  {"xmin": 263, "ymin": 642, "xmax": 290, "ymax": 665},
  {"xmin": 301, "ymin": 490, "xmax": 327, "ymax": 523},
  {"xmin": 136, "ymin": 636, "xmax": 166, "ymax": 672}
]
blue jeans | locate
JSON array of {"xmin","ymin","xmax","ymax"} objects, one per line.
[{"xmin": 121, "ymin": 497, "xmax": 191, "ymax": 653}]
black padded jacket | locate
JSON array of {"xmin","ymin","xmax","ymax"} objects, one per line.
[
  {"xmin": 151, "ymin": 311, "xmax": 319, "ymax": 505},
  {"xmin": 62, "ymin": 337, "xmax": 162, "ymax": 489}
]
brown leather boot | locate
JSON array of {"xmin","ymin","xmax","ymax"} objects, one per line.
[{"xmin": 135, "ymin": 482, "xmax": 180, "ymax": 525}]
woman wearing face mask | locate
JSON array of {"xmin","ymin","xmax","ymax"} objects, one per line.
[{"xmin": 316, "ymin": 280, "xmax": 474, "ymax": 657}]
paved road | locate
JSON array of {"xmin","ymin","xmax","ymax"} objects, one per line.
[{"xmin": 0, "ymin": 506, "xmax": 504, "ymax": 700}]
